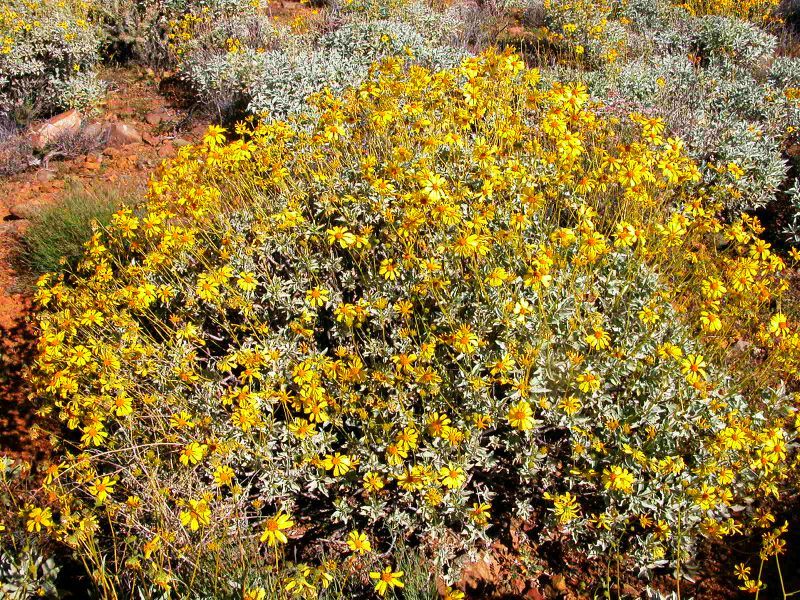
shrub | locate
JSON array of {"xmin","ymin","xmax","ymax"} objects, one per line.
[
  {"xmin": 671, "ymin": 0, "xmax": 779, "ymax": 21},
  {"xmin": 29, "ymin": 50, "xmax": 796, "ymax": 597},
  {"xmin": 692, "ymin": 14, "xmax": 776, "ymax": 67},
  {"xmin": 51, "ymin": 70, "xmax": 108, "ymax": 114},
  {"xmin": 0, "ymin": 0, "xmax": 104, "ymax": 121},
  {"xmin": 16, "ymin": 179, "xmax": 140, "ymax": 279},
  {"xmin": 541, "ymin": 0, "xmax": 627, "ymax": 65},
  {"xmin": 202, "ymin": 16, "xmax": 466, "ymax": 120},
  {"xmin": 583, "ymin": 48, "xmax": 796, "ymax": 212}
]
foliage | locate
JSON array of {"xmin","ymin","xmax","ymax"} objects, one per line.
[
  {"xmin": 540, "ymin": 0, "xmax": 629, "ymax": 66},
  {"xmin": 691, "ymin": 14, "xmax": 776, "ymax": 67},
  {"xmin": 669, "ymin": 0, "xmax": 779, "ymax": 22},
  {"xmin": 0, "ymin": 458, "xmax": 63, "ymax": 600},
  {"xmin": 27, "ymin": 50, "xmax": 799, "ymax": 598},
  {"xmin": 0, "ymin": 125, "xmax": 35, "ymax": 177},
  {"xmin": 177, "ymin": 2, "xmax": 468, "ymax": 121},
  {"xmin": 0, "ymin": 0, "xmax": 104, "ymax": 121},
  {"xmin": 563, "ymin": 3, "xmax": 799, "ymax": 213}
]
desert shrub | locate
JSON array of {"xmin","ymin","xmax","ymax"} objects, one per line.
[
  {"xmin": 692, "ymin": 14, "xmax": 776, "ymax": 66},
  {"xmin": 319, "ymin": 20, "xmax": 433, "ymax": 60},
  {"xmin": 240, "ymin": 18, "xmax": 464, "ymax": 119},
  {"xmin": 541, "ymin": 0, "xmax": 628, "ymax": 65},
  {"xmin": 16, "ymin": 179, "xmax": 139, "ymax": 279},
  {"xmin": 173, "ymin": 0, "xmax": 471, "ymax": 121},
  {"xmin": 91, "ymin": 0, "xmax": 267, "ymax": 66},
  {"xmin": 769, "ymin": 55, "xmax": 800, "ymax": 87},
  {"xmin": 0, "ymin": 0, "xmax": 104, "ymax": 121},
  {"xmin": 584, "ymin": 54, "xmax": 792, "ymax": 212},
  {"xmin": 246, "ymin": 49, "xmax": 362, "ymax": 119},
  {"xmin": 27, "ymin": 50, "xmax": 797, "ymax": 597},
  {"xmin": 51, "ymin": 70, "xmax": 108, "ymax": 114},
  {"xmin": 0, "ymin": 121, "xmax": 35, "ymax": 177}
]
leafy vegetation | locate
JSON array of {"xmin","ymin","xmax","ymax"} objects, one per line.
[{"xmin": 3, "ymin": 0, "xmax": 800, "ymax": 598}]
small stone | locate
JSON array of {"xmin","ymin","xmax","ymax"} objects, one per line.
[
  {"xmin": 107, "ymin": 123, "xmax": 143, "ymax": 148},
  {"xmin": 35, "ymin": 169, "xmax": 56, "ymax": 183},
  {"xmin": 173, "ymin": 138, "xmax": 191, "ymax": 148},
  {"xmin": 158, "ymin": 142, "xmax": 175, "ymax": 158},
  {"xmin": 0, "ymin": 218, "xmax": 31, "ymax": 234},
  {"xmin": 9, "ymin": 200, "xmax": 50, "ymax": 220},
  {"xmin": 83, "ymin": 121, "xmax": 110, "ymax": 142},
  {"xmin": 145, "ymin": 112, "xmax": 163, "ymax": 126},
  {"xmin": 142, "ymin": 132, "xmax": 160, "ymax": 146}
]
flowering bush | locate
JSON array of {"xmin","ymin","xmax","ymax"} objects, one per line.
[
  {"xmin": 26, "ymin": 49, "xmax": 798, "ymax": 597},
  {"xmin": 541, "ymin": 0, "xmax": 627, "ymax": 65},
  {"xmin": 0, "ymin": 0, "xmax": 103, "ymax": 120},
  {"xmin": 671, "ymin": 0, "xmax": 779, "ymax": 22},
  {"xmin": 179, "ymin": 2, "xmax": 467, "ymax": 121},
  {"xmin": 566, "ymin": 3, "xmax": 799, "ymax": 214}
]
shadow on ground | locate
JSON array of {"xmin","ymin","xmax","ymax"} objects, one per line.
[{"xmin": 0, "ymin": 301, "xmax": 51, "ymax": 464}]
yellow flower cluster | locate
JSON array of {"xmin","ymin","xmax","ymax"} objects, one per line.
[
  {"xmin": 0, "ymin": 0, "xmax": 94, "ymax": 54},
  {"xmin": 673, "ymin": 0, "xmax": 780, "ymax": 22},
  {"xmin": 541, "ymin": 0, "xmax": 625, "ymax": 65}
]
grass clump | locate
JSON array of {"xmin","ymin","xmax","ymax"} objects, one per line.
[{"xmin": 16, "ymin": 178, "xmax": 142, "ymax": 279}]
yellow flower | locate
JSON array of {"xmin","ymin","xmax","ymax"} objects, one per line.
[
  {"xmin": 305, "ymin": 286, "xmax": 330, "ymax": 308},
  {"xmin": 557, "ymin": 395, "xmax": 582, "ymax": 416},
  {"xmin": 88, "ymin": 475, "xmax": 117, "ymax": 503},
  {"xmin": 681, "ymin": 353, "xmax": 707, "ymax": 383},
  {"xmin": 602, "ymin": 466, "xmax": 636, "ymax": 493},
  {"xmin": 769, "ymin": 313, "xmax": 790, "ymax": 337},
  {"xmin": 576, "ymin": 370, "xmax": 601, "ymax": 393},
  {"xmin": 439, "ymin": 464, "xmax": 466, "ymax": 489},
  {"xmin": 369, "ymin": 566, "xmax": 404, "ymax": 597},
  {"xmin": 213, "ymin": 465, "xmax": 235, "ymax": 487},
  {"xmin": 507, "ymin": 399, "xmax": 535, "ymax": 431},
  {"xmin": 26, "ymin": 506, "xmax": 54, "ymax": 532},
  {"xmin": 468, "ymin": 502, "xmax": 491, "ymax": 526},
  {"xmin": 700, "ymin": 310, "xmax": 722, "ymax": 333},
  {"xmin": 236, "ymin": 271, "xmax": 258, "ymax": 293},
  {"xmin": 419, "ymin": 171, "xmax": 448, "ymax": 202},
  {"xmin": 322, "ymin": 452, "xmax": 353, "ymax": 476},
  {"xmin": 485, "ymin": 267, "xmax": 510, "ymax": 287},
  {"xmin": 585, "ymin": 326, "xmax": 610, "ymax": 350},
  {"xmin": 363, "ymin": 471, "xmax": 385, "ymax": 493},
  {"xmin": 346, "ymin": 530, "xmax": 372, "ymax": 554},
  {"xmin": 327, "ymin": 226, "xmax": 356, "ymax": 248},
  {"xmin": 444, "ymin": 588, "xmax": 466, "ymax": 600},
  {"xmin": 379, "ymin": 258, "xmax": 400, "ymax": 280},
  {"xmin": 452, "ymin": 324, "xmax": 479, "ymax": 355},
  {"xmin": 179, "ymin": 442, "xmax": 207, "ymax": 466},
  {"xmin": 243, "ymin": 587, "xmax": 266, "ymax": 600},
  {"xmin": 180, "ymin": 498, "xmax": 212, "ymax": 531},
  {"xmin": 260, "ymin": 512, "xmax": 294, "ymax": 546},
  {"xmin": 552, "ymin": 491, "xmax": 580, "ymax": 524}
]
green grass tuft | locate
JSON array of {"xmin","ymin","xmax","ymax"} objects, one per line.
[{"xmin": 15, "ymin": 177, "xmax": 143, "ymax": 279}]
